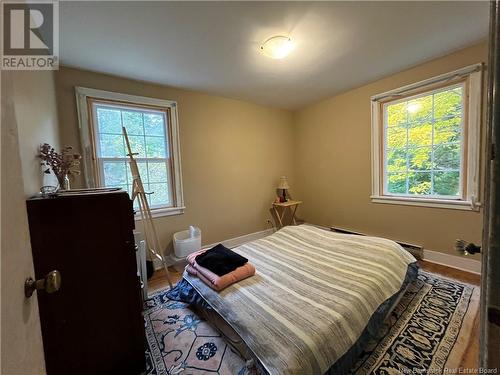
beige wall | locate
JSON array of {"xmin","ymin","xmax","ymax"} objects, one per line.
[
  {"xmin": 294, "ymin": 42, "xmax": 487, "ymax": 260},
  {"xmin": 54, "ymin": 67, "xmax": 295, "ymax": 249},
  {"xmin": 12, "ymin": 71, "xmax": 60, "ymax": 196}
]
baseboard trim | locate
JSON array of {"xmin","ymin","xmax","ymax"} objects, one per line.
[
  {"xmin": 154, "ymin": 228, "xmax": 275, "ymax": 270},
  {"xmin": 423, "ymin": 249, "xmax": 481, "ymax": 275},
  {"xmin": 211, "ymin": 228, "xmax": 275, "ymax": 250}
]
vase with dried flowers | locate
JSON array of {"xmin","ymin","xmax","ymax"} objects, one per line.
[{"xmin": 39, "ymin": 143, "xmax": 81, "ymax": 190}]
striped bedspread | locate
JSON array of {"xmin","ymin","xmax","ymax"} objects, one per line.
[{"xmin": 184, "ymin": 225, "xmax": 416, "ymax": 375}]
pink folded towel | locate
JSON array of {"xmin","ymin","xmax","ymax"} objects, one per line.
[
  {"xmin": 186, "ymin": 248, "xmax": 255, "ymax": 291},
  {"xmin": 186, "ymin": 248, "xmax": 209, "ymax": 265}
]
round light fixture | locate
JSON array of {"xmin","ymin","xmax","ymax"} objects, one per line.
[{"xmin": 260, "ymin": 36, "xmax": 294, "ymax": 59}]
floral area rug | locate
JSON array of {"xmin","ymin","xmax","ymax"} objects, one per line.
[
  {"xmin": 144, "ymin": 293, "xmax": 248, "ymax": 375},
  {"xmin": 145, "ymin": 271, "xmax": 479, "ymax": 375}
]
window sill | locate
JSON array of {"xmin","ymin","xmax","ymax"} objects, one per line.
[
  {"xmin": 370, "ymin": 195, "xmax": 480, "ymax": 211},
  {"xmin": 134, "ymin": 206, "xmax": 185, "ymax": 220}
]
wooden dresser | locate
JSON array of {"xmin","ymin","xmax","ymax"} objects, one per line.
[{"xmin": 26, "ymin": 190, "xmax": 145, "ymax": 375}]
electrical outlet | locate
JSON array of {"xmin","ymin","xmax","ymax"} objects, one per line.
[{"xmin": 266, "ymin": 219, "xmax": 276, "ymax": 232}]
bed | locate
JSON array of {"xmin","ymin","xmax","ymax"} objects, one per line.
[{"xmin": 167, "ymin": 224, "xmax": 418, "ymax": 375}]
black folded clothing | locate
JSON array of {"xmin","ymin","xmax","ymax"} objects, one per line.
[{"xmin": 195, "ymin": 243, "xmax": 248, "ymax": 276}]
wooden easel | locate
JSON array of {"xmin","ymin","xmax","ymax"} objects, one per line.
[{"xmin": 123, "ymin": 127, "xmax": 173, "ymax": 289}]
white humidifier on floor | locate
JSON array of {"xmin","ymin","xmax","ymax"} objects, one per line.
[{"xmin": 169, "ymin": 226, "xmax": 202, "ymax": 271}]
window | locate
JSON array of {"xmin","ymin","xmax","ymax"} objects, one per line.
[
  {"xmin": 371, "ymin": 64, "xmax": 483, "ymax": 210},
  {"xmin": 75, "ymin": 87, "xmax": 184, "ymax": 217}
]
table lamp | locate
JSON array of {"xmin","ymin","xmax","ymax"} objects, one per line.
[{"xmin": 277, "ymin": 176, "xmax": 290, "ymax": 202}]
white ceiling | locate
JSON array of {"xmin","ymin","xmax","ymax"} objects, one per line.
[{"xmin": 60, "ymin": 1, "xmax": 489, "ymax": 110}]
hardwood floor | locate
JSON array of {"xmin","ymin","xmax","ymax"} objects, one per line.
[
  {"xmin": 418, "ymin": 260, "xmax": 480, "ymax": 286},
  {"xmin": 147, "ymin": 260, "xmax": 481, "ymax": 370},
  {"xmin": 148, "ymin": 266, "xmax": 183, "ymax": 293}
]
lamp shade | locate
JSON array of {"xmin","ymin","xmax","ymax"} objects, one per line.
[{"xmin": 277, "ymin": 176, "xmax": 290, "ymax": 190}]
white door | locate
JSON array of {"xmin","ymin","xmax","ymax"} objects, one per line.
[{"xmin": 1, "ymin": 71, "xmax": 47, "ymax": 374}]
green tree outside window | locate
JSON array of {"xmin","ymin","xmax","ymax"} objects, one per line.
[{"xmin": 384, "ymin": 85, "xmax": 463, "ymax": 197}]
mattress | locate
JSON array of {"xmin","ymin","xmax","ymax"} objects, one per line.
[{"xmin": 169, "ymin": 225, "xmax": 417, "ymax": 374}]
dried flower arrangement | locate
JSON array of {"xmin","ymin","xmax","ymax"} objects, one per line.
[{"xmin": 39, "ymin": 143, "xmax": 81, "ymax": 189}]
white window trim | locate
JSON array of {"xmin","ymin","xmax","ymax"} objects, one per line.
[
  {"xmin": 75, "ymin": 87, "xmax": 185, "ymax": 218},
  {"xmin": 370, "ymin": 63, "xmax": 483, "ymax": 211}
]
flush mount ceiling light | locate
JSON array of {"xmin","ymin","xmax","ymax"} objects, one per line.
[{"xmin": 260, "ymin": 36, "xmax": 294, "ymax": 59}]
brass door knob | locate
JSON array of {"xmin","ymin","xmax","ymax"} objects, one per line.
[{"xmin": 25, "ymin": 270, "xmax": 61, "ymax": 298}]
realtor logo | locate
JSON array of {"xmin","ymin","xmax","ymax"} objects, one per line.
[{"xmin": 2, "ymin": 1, "xmax": 59, "ymax": 70}]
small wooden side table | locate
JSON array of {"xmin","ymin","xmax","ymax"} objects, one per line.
[{"xmin": 272, "ymin": 200, "xmax": 302, "ymax": 229}]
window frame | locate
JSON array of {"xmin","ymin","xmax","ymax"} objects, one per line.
[
  {"xmin": 75, "ymin": 87, "xmax": 185, "ymax": 218},
  {"xmin": 370, "ymin": 63, "xmax": 483, "ymax": 211}
]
